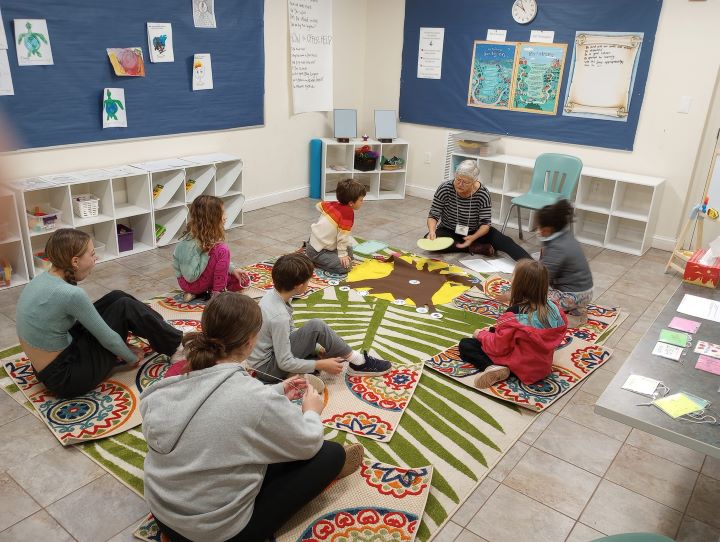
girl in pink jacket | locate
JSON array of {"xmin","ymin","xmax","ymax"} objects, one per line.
[{"xmin": 460, "ymin": 260, "xmax": 568, "ymax": 388}]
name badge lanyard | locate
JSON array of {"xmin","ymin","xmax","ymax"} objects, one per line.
[{"xmin": 454, "ymin": 190, "xmax": 474, "ymax": 236}]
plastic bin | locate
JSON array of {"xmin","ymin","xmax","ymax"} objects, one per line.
[
  {"xmin": 26, "ymin": 205, "xmax": 62, "ymax": 232},
  {"xmin": 33, "ymin": 251, "xmax": 52, "ymax": 272},
  {"xmin": 117, "ymin": 224, "xmax": 134, "ymax": 252},
  {"xmin": 72, "ymin": 194, "xmax": 100, "ymax": 218}
]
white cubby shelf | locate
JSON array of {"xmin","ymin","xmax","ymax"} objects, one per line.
[
  {"xmin": 321, "ymin": 138, "xmax": 409, "ymax": 201},
  {"xmin": 8, "ymin": 154, "xmax": 244, "ymax": 287},
  {"xmin": 445, "ymin": 150, "xmax": 665, "ymax": 256}
]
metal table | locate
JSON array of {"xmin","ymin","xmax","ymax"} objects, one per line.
[{"xmin": 595, "ymin": 283, "xmax": 720, "ymax": 458}]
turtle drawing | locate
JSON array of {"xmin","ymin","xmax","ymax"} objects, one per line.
[
  {"xmin": 103, "ymin": 90, "xmax": 125, "ymax": 121},
  {"xmin": 17, "ymin": 22, "xmax": 48, "ymax": 58},
  {"xmin": 152, "ymin": 34, "xmax": 168, "ymax": 54}
]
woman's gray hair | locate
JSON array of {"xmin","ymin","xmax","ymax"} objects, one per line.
[{"xmin": 455, "ymin": 159, "xmax": 480, "ymax": 180}]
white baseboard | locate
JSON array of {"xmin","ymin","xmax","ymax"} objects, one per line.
[
  {"xmin": 244, "ymin": 186, "xmax": 308, "ymax": 211},
  {"xmin": 651, "ymin": 235, "xmax": 676, "ymax": 252},
  {"xmin": 405, "ymin": 184, "xmax": 436, "ymax": 200}
]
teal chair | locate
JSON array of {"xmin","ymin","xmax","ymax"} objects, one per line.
[
  {"xmin": 592, "ymin": 534, "xmax": 675, "ymax": 542},
  {"xmin": 500, "ymin": 153, "xmax": 583, "ymax": 239}
]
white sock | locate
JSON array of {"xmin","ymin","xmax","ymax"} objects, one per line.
[{"xmin": 348, "ymin": 350, "xmax": 364, "ymax": 366}]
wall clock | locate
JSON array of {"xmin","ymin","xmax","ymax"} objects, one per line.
[{"xmin": 512, "ymin": 0, "xmax": 538, "ymax": 24}]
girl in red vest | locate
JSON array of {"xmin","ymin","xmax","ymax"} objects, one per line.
[{"xmin": 460, "ymin": 259, "xmax": 568, "ymax": 388}]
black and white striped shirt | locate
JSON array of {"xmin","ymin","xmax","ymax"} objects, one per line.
[{"xmin": 428, "ymin": 181, "xmax": 492, "ymax": 233}]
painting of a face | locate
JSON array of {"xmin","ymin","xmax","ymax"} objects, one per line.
[{"xmin": 194, "ymin": 63, "xmax": 205, "ymax": 83}]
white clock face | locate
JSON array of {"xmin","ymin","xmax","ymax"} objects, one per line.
[{"xmin": 512, "ymin": 0, "xmax": 538, "ymax": 24}]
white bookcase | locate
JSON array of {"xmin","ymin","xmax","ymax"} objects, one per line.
[
  {"xmin": 447, "ymin": 150, "xmax": 665, "ymax": 256},
  {"xmin": 10, "ymin": 154, "xmax": 244, "ymax": 286},
  {"xmin": 0, "ymin": 191, "xmax": 30, "ymax": 291},
  {"xmin": 321, "ymin": 138, "xmax": 409, "ymax": 201}
]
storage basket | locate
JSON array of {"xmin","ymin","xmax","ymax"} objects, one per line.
[
  {"xmin": 72, "ymin": 194, "xmax": 100, "ymax": 218},
  {"xmin": 117, "ymin": 224, "xmax": 134, "ymax": 252},
  {"xmin": 354, "ymin": 156, "xmax": 377, "ymax": 172},
  {"xmin": 26, "ymin": 205, "xmax": 62, "ymax": 232}
]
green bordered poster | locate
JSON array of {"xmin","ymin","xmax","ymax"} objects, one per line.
[
  {"xmin": 467, "ymin": 41, "xmax": 517, "ymax": 110},
  {"xmin": 510, "ymin": 42, "xmax": 567, "ymax": 115}
]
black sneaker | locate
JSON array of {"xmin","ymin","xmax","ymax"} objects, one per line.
[{"xmin": 347, "ymin": 351, "xmax": 392, "ymax": 376}]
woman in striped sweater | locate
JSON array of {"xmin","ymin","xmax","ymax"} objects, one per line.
[{"xmin": 426, "ymin": 160, "xmax": 531, "ymax": 260}]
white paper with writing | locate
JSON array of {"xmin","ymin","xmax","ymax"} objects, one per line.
[
  {"xmin": 417, "ymin": 27, "xmax": 445, "ymax": 79},
  {"xmin": 530, "ymin": 30, "xmax": 554, "ymax": 43},
  {"xmin": 486, "ymin": 29, "xmax": 507, "ymax": 42},
  {"xmin": 677, "ymin": 294, "xmax": 720, "ymax": 323}
]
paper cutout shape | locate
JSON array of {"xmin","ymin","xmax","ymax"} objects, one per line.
[
  {"xmin": 353, "ymin": 240, "xmax": 389, "ymax": 255},
  {"xmin": 694, "ymin": 340, "xmax": 720, "ymax": 360},
  {"xmin": 653, "ymin": 393, "xmax": 705, "ymax": 419},
  {"xmin": 668, "ymin": 317, "xmax": 700, "ymax": 334},
  {"xmin": 0, "ymin": 7, "xmax": 8, "ymax": 49},
  {"xmin": 192, "ymin": 53, "xmax": 213, "ymax": 90},
  {"xmin": 193, "ymin": 0, "xmax": 217, "ymax": 28},
  {"xmin": 102, "ymin": 88, "xmax": 127, "ymax": 129},
  {"xmin": 696, "ymin": 355, "xmax": 720, "ymax": 376},
  {"xmin": 417, "ymin": 237, "xmax": 454, "ymax": 251},
  {"xmin": 107, "ymin": 48, "xmax": 145, "ymax": 77},
  {"xmin": 14, "ymin": 19, "xmax": 53, "ymax": 66},
  {"xmin": 147, "ymin": 22, "xmax": 174, "ymax": 63},
  {"xmin": 0, "ymin": 50, "xmax": 13, "ymax": 96}
]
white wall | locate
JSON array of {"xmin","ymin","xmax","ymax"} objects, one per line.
[
  {"xmin": 1, "ymin": 0, "xmax": 368, "ymax": 209},
  {"xmin": 362, "ymin": 0, "xmax": 720, "ymax": 248}
]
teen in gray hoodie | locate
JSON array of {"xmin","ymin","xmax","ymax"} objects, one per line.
[{"xmin": 140, "ymin": 293, "xmax": 362, "ymax": 542}]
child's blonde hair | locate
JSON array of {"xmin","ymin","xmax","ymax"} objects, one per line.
[
  {"xmin": 185, "ymin": 195, "xmax": 225, "ymax": 252},
  {"xmin": 182, "ymin": 292, "xmax": 262, "ymax": 372},
  {"xmin": 509, "ymin": 260, "xmax": 551, "ymax": 326}
]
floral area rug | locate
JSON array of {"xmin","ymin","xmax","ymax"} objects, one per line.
[
  {"xmin": 133, "ymin": 459, "xmax": 433, "ymax": 542},
  {"xmin": 0, "ymin": 339, "xmax": 169, "ymax": 446}
]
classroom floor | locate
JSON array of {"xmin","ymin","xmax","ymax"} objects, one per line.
[{"xmin": 0, "ymin": 196, "xmax": 718, "ymax": 542}]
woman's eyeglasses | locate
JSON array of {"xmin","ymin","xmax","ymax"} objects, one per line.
[{"xmin": 454, "ymin": 177, "xmax": 474, "ymax": 186}]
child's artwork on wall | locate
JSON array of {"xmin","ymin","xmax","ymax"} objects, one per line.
[
  {"xmin": 147, "ymin": 22, "xmax": 174, "ymax": 63},
  {"xmin": 467, "ymin": 41, "xmax": 516, "ymax": 110},
  {"xmin": 562, "ymin": 32, "xmax": 644, "ymax": 122},
  {"xmin": 14, "ymin": 19, "xmax": 53, "ymax": 66},
  {"xmin": 0, "ymin": 50, "xmax": 14, "ymax": 96},
  {"xmin": 193, "ymin": 0, "xmax": 217, "ymax": 29},
  {"xmin": 107, "ymin": 48, "xmax": 146, "ymax": 77},
  {"xmin": 102, "ymin": 88, "xmax": 127, "ymax": 128},
  {"xmin": 510, "ymin": 43, "xmax": 567, "ymax": 115},
  {"xmin": 192, "ymin": 53, "xmax": 213, "ymax": 91},
  {"xmin": 0, "ymin": 7, "xmax": 8, "ymax": 49}
]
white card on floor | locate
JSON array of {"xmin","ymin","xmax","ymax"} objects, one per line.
[
  {"xmin": 652, "ymin": 341, "xmax": 683, "ymax": 361},
  {"xmin": 677, "ymin": 294, "xmax": 720, "ymax": 322},
  {"xmin": 622, "ymin": 374, "xmax": 662, "ymax": 397}
]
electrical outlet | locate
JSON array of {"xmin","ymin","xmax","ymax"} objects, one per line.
[{"xmin": 424, "ymin": 152, "xmax": 431, "ymax": 164}]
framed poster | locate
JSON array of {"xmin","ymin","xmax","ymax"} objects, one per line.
[
  {"xmin": 510, "ymin": 43, "xmax": 567, "ymax": 115},
  {"xmin": 467, "ymin": 41, "xmax": 517, "ymax": 110}
]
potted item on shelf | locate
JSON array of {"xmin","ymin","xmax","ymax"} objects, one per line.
[
  {"xmin": 72, "ymin": 193, "xmax": 101, "ymax": 219},
  {"xmin": 117, "ymin": 224, "xmax": 134, "ymax": 252},
  {"xmin": 354, "ymin": 145, "xmax": 379, "ymax": 171},
  {"xmin": 381, "ymin": 156, "xmax": 405, "ymax": 171},
  {"xmin": 0, "ymin": 258, "xmax": 11, "ymax": 286},
  {"xmin": 153, "ymin": 184, "xmax": 164, "ymax": 199},
  {"xmin": 155, "ymin": 223, "xmax": 166, "ymax": 242},
  {"xmin": 26, "ymin": 205, "xmax": 62, "ymax": 232},
  {"xmin": 185, "ymin": 179, "xmax": 195, "ymax": 192},
  {"xmin": 33, "ymin": 251, "xmax": 52, "ymax": 272}
]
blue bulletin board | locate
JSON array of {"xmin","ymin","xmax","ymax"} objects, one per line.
[
  {"xmin": 0, "ymin": 0, "xmax": 264, "ymax": 150},
  {"xmin": 399, "ymin": 0, "xmax": 663, "ymax": 150}
]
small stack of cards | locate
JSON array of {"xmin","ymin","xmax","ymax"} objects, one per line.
[{"xmin": 652, "ymin": 329, "xmax": 692, "ymax": 361}]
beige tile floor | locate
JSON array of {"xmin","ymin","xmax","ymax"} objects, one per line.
[{"xmin": 0, "ymin": 196, "xmax": 718, "ymax": 541}]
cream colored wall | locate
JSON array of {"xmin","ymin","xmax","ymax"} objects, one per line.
[
  {"xmin": 361, "ymin": 0, "xmax": 720, "ymax": 248},
  {"xmin": 2, "ymin": 0, "xmax": 368, "ymax": 208}
]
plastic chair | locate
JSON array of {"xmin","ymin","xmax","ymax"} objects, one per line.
[
  {"xmin": 501, "ymin": 153, "xmax": 583, "ymax": 239},
  {"xmin": 591, "ymin": 533, "xmax": 675, "ymax": 542}
]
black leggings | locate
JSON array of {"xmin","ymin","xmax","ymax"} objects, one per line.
[
  {"xmin": 36, "ymin": 290, "xmax": 182, "ymax": 398},
  {"xmin": 155, "ymin": 441, "xmax": 346, "ymax": 542},
  {"xmin": 459, "ymin": 337, "xmax": 495, "ymax": 371},
  {"xmin": 432, "ymin": 225, "xmax": 531, "ymax": 261}
]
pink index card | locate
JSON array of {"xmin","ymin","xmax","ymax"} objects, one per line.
[
  {"xmin": 669, "ymin": 317, "xmax": 701, "ymax": 334},
  {"xmin": 695, "ymin": 355, "xmax": 720, "ymax": 376}
]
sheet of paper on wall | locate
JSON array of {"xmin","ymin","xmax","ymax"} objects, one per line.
[
  {"xmin": 677, "ymin": 294, "xmax": 720, "ymax": 322},
  {"xmin": 417, "ymin": 27, "xmax": 444, "ymax": 79},
  {"xmin": 0, "ymin": 50, "xmax": 13, "ymax": 95},
  {"xmin": 192, "ymin": 53, "xmax": 213, "ymax": 91},
  {"xmin": 107, "ymin": 48, "xmax": 145, "ymax": 77},
  {"xmin": 193, "ymin": 0, "xmax": 217, "ymax": 28},
  {"xmin": 530, "ymin": 30, "xmax": 554, "ymax": 43},
  {"xmin": 147, "ymin": 23, "xmax": 174, "ymax": 63},
  {"xmin": 0, "ymin": 8, "xmax": 8, "ymax": 49},
  {"xmin": 102, "ymin": 88, "xmax": 127, "ymax": 129},
  {"xmin": 14, "ymin": 19, "xmax": 53, "ymax": 66},
  {"xmin": 486, "ymin": 29, "xmax": 506, "ymax": 42}
]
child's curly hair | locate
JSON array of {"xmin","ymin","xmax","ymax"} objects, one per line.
[{"xmin": 185, "ymin": 195, "xmax": 225, "ymax": 252}]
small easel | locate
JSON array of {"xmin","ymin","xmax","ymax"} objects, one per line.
[{"xmin": 665, "ymin": 201, "xmax": 709, "ymax": 274}]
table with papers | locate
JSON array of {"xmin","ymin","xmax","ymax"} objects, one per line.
[{"xmin": 595, "ymin": 282, "xmax": 720, "ymax": 458}]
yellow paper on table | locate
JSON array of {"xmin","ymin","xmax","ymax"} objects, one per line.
[
  {"xmin": 652, "ymin": 393, "xmax": 705, "ymax": 419},
  {"xmin": 417, "ymin": 237, "xmax": 454, "ymax": 251}
]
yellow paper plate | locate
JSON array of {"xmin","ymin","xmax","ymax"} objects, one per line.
[{"xmin": 417, "ymin": 237, "xmax": 454, "ymax": 251}]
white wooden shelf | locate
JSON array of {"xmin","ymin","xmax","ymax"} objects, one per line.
[
  {"xmin": 9, "ymin": 154, "xmax": 244, "ymax": 286},
  {"xmin": 321, "ymin": 138, "xmax": 409, "ymax": 201}
]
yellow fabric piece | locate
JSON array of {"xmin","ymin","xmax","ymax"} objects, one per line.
[{"xmin": 346, "ymin": 254, "xmax": 471, "ymax": 307}]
